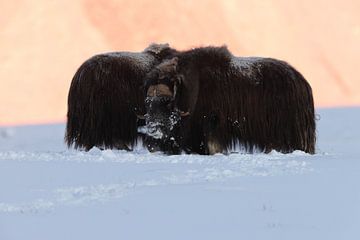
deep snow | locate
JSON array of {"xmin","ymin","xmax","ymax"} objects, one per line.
[{"xmin": 0, "ymin": 107, "xmax": 359, "ymax": 240}]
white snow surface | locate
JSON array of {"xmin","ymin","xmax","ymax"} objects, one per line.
[{"xmin": 0, "ymin": 107, "xmax": 359, "ymax": 240}]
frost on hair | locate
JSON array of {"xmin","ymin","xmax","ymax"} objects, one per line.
[{"xmin": 144, "ymin": 43, "xmax": 170, "ymax": 55}]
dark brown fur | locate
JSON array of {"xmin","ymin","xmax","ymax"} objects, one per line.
[
  {"xmin": 65, "ymin": 43, "xmax": 178, "ymax": 150},
  {"xmin": 144, "ymin": 46, "xmax": 316, "ymax": 154}
]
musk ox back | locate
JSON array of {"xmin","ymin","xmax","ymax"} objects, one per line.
[
  {"xmin": 142, "ymin": 46, "xmax": 316, "ymax": 154},
  {"xmin": 66, "ymin": 43, "xmax": 177, "ymax": 150}
]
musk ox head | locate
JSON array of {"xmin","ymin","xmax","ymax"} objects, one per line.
[{"xmin": 139, "ymin": 57, "xmax": 189, "ymax": 153}]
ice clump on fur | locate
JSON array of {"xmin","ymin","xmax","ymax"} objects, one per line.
[{"xmin": 138, "ymin": 122, "xmax": 164, "ymax": 139}]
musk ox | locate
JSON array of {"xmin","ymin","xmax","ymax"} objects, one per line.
[
  {"xmin": 65, "ymin": 43, "xmax": 178, "ymax": 150},
  {"xmin": 141, "ymin": 46, "xmax": 316, "ymax": 155}
]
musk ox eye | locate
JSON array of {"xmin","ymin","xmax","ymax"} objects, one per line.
[{"xmin": 160, "ymin": 96, "xmax": 170, "ymax": 102}]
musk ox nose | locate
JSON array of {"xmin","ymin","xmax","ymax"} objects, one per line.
[
  {"xmin": 145, "ymin": 114, "xmax": 171, "ymax": 139},
  {"xmin": 137, "ymin": 118, "xmax": 166, "ymax": 139},
  {"xmin": 144, "ymin": 121, "xmax": 166, "ymax": 139},
  {"xmin": 141, "ymin": 96, "xmax": 181, "ymax": 141}
]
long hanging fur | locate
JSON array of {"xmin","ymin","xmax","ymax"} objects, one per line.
[
  {"xmin": 65, "ymin": 43, "xmax": 177, "ymax": 150},
  {"xmin": 145, "ymin": 46, "xmax": 316, "ymax": 154}
]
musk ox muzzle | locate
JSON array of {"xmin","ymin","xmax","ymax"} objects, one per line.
[{"xmin": 138, "ymin": 95, "xmax": 180, "ymax": 140}]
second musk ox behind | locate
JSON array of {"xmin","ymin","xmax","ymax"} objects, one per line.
[{"xmin": 141, "ymin": 46, "xmax": 316, "ymax": 154}]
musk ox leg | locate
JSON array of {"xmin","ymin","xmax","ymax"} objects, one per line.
[
  {"xmin": 113, "ymin": 142, "xmax": 132, "ymax": 151},
  {"xmin": 202, "ymin": 113, "xmax": 225, "ymax": 155},
  {"xmin": 207, "ymin": 138, "xmax": 223, "ymax": 155}
]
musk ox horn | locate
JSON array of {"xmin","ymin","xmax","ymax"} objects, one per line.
[
  {"xmin": 180, "ymin": 111, "xmax": 190, "ymax": 117},
  {"xmin": 136, "ymin": 114, "xmax": 146, "ymax": 120},
  {"xmin": 173, "ymin": 74, "xmax": 184, "ymax": 99}
]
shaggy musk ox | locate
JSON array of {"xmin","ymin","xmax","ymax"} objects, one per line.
[
  {"xmin": 65, "ymin": 43, "xmax": 177, "ymax": 150},
  {"xmin": 142, "ymin": 46, "xmax": 316, "ymax": 154}
]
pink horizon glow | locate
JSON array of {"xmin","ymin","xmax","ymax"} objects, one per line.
[{"xmin": 1, "ymin": 0, "xmax": 359, "ymax": 126}]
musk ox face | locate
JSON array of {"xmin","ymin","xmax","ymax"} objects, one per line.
[
  {"xmin": 144, "ymin": 83, "xmax": 180, "ymax": 140},
  {"xmin": 139, "ymin": 57, "xmax": 189, "ymax": 153}
]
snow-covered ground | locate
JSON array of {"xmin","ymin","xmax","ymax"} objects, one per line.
[{"xmin": 0, "ymin": 107, "xmax": 359, "ymax": 240}]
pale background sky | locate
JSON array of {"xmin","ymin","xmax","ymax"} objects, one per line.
[{"xmin": 1, "ymin": 0, "xmax": 359, "ymax": 125}]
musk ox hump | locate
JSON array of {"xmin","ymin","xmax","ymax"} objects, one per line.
[
  {"xmin": 156, "ymin": 57, "xmax": 179, "ymax": 79},
  {"xmin": 144, "ymin": 43, "xmax": 170, "ymax": 55}
]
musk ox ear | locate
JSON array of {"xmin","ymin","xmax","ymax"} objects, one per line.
[
  {"xmin": 157, "ymin": 57, "xmax": 179, "ymax": 79},
  {"xmin": 144, "ymin": 43, "xmax": 170, "ymax": 55}
]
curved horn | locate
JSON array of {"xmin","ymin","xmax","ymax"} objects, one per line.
[
  {"xmin": 173, "ymin": 74, "xmax": 184, "ymax": 99},
  {"xmin": 136, "ymin": 114, "xmax": 146, "ymax": 120},
  {"xmin": 173, "ymin": 84, "xmax": 177, "ymax": 98},
  {"xmin": 180, "ymin": 111, "xmax": 190, "ymax": 117}
]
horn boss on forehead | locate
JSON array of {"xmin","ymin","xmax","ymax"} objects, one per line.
[{"xmin": 146, "ymin": 84, "xmax": 173, "ymax": 97}]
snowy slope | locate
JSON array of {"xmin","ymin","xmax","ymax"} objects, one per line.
[{"xmin": 0, "ymin": 107, "xmax": 359, "ymax": 240}]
